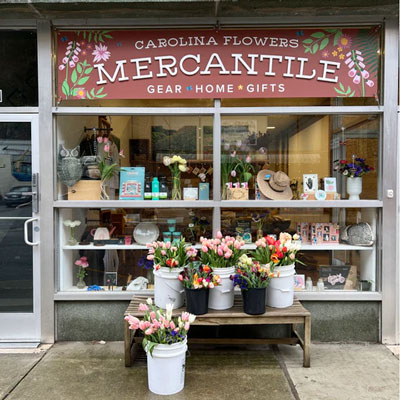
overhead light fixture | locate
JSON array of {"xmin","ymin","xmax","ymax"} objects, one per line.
[{"xmin": 266, "ymin": 126, "xmax": 276, "ymax": 129}]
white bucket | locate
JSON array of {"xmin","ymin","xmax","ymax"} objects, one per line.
[
  {"xmin": 208, "ymin": 266, "xmax": 235, "ymax": 310},
  {"xmin": 146, "ymin": 338, "xmax": 187, "ymax": 395},
  {"xmin": 266, "ymin": 264, "xmax": 295, "ymax": 308},
  {"xmin": 154, "ymin": 267, "xmax": 184, "ymax": 309}
]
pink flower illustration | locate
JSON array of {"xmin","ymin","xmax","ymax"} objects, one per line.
[
  {"xmin": 69, "ymin": 60, "xmax": 76, "ymax": 68},
  {"xmin": 366, "ymin": 80, "xmax": 375, "ymax": 87},
  {"xmin": 92, "ymin": 43, "xmax": 111, "ymax": 63},
  {"xmin": 348, "ymin": 68, "xmax": 357, "ymax": 78},
  {"xmin": 75, "ymin": 88, "xmax": 86, "ymax": 99},
  {"xmin": 353, "ymin": 75, "xmax": 361, "ymax": 84},
  {"xmin": 361, "ymin": 70, "xmax": 370, "ymax": 79},
  {"xmin": 58, "ymin": 64, "xmax": 65, "ymax": 71},
  {"xmin": 338, "ymin": 34, "xmax": 352, "ymax": 49},
  {"xmin": 321, "ymin": 50, "xmax": 329, "ymax": 58}
]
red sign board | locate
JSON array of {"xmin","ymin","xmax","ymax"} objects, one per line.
[{"xmin": 56, "ymin": 28, "xmax": 379, "ymax": 100}]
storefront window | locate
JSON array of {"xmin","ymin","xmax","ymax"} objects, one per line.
[
  {"xmin": 0, "ymin": 30, "xmax": 38, "ymax": 107},
  {"xmin": 55, "ymin": 115, "xmax": 213, "ymax": 201},
  {"xmin": 221, "ymin": 114, "xmax": 380, "ymax": 200},
  {"xmin": 58, "ymin": 207, "xmax": 212, "ymax": 291}
]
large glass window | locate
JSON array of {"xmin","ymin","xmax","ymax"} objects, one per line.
[
  {"xmin": 221, "ymin": 114, "xmax": 379, "ymax": 200},
  {"xmin": 0, "ymin": 30, "xmax": 38, "ymax": 107}
]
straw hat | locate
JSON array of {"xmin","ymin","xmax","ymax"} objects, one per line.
[{"xmin": 256, "ymin": 170, "xmax": 293, "ymax": 200}]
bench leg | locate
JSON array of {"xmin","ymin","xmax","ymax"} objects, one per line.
[
  {"xmin": 124, "ymin": 322, "xmax": 133, "ymax": 367},
  {"xmin": 303, "ymin": 316, "xmax": 311, "ymax": 368}
]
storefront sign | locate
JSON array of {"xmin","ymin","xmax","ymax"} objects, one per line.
[{"xmin": 56, "ymin": 28, "xmax": 379, "ymax": 100}]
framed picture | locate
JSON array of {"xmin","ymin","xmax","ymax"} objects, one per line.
[
  {"xmin": 183, "ymin": 187, "xmax": 198, "ymax": 200},
  {"xmin": 303, "ymin": 174, "xmax": 318, "ymax": 193},
  {"xmin": 294, "ymin": 274, "xmax": 305, "ymax": 291},
  {"xmin": 104, "ymin": 272, "xmax": 117, "ymax": 287},
  {"xmin": 319, "ymin": 265, "xmax": 357, "ymax": 290},
  {"xmin": 324, "ymin": 177, "xmax": 337, "ymax": 193},
  {"xmin": 221, "ymin": 120, "xmax": 258, "ymax": 147}
]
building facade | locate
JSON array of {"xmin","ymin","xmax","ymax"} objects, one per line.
[{"xmin": 0, "ymin": 0, "xmax": 398, "ymax": 345}]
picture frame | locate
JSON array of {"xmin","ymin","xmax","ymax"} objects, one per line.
[
  {"xmin": 319, "ymin": 265, "xmax": 357, "ymax": 290},
  {"xmin": 324, "ymin": 177, "xmax": 337, "ymax": 193},
  {"xmin": 104, "ymin": 272, "xmax": 117, "ymax": 287},
  {"xmin": 303, "ymin": 174, "xmax": 318, "ymax": 193},
  {"xmin": 221, "ymin": 119, "xmax": 258, "ymax": 147},
  {"xmin": 183, "ymin": 187, "xmax": 198, "ymax": 200},
  {"xmin": 294, "ymin": 274, "xmax": 305, "ymax": 291}
]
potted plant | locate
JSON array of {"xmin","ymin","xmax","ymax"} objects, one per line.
[
  {"xmin": 74, "ymin": 256, "xmax": 89, "ymax": 289},
  {"xmin": 334, "ymin": 156, "xmax": 374, "ymax": 200},
  {"xmin": 178, "ymin": 263, "xmax": 221, "ymax": 315},
  {"xmin": 231, "ymin": 254, "xmax": 271, "ymax": 315},
  {"xmin": 163, "ymin": 155, "xmax": 188, "ymax": 200},
  {"xmin": 147, "ymin": 238, "xmax": 197, "ymax": 309},
  {"xmin": 199, "ymin": 232, "xmax": 244, "ymax": 310},
  {"xmin": 125, "ymin": 298, "xmax": 196, "ymax": 395},
  {"xmin": 253, "ymin": 233, "xmax": 303, "ymax": 308}
]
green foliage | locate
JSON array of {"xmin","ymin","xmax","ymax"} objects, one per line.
[
  {"xmin": 354, "ymin": 28, "xmax": 379, "ymax": 79},
  {"xmin": 75, "ymin": 30, "xmax": 113, "ymax": 43},
  {"xmin": 302, "ymin": 29, "xmax": 343, "ymax": 54},
  {"xmin": 334, "ymin": 82, "xmax": 355, "ymax": 97}
]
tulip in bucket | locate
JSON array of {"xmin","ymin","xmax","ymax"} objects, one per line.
[
  {"xmin": 125, "ymin": 299, "xmax": 196, "ymax": 396},
  {"xmin": 199, "ymin": 232, "xmax": 245, "ymax": 311},
  {"xmin": 146, "ymin": 239, "xmax": 198, "ymax": 309}
]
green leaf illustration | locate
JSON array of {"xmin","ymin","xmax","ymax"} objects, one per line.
[
  {"xmin": 349, "ymin": 90, "xmax": 355, "ymax": 97},
  {"xmin": 302, "ymin": 38, "xmax": 313, "ymax": 44},
  {"xmin": 312, "ymin": 43, "xmax": 319, "ymax": 54},
  {"xmin": 319, "ymin": 38, "xmax": 329, "ymax": 50},
  {"xmin": 90, "ymin": 88, "xmax": 95, "ymax": 96},
  {"xmin": 94, "ymin": 33, "xmax": 98, "ymax": 43},
  {"xmin": 339, "ymin": 82, "xmax": 345, "ymax": 91},
  {"xmin": 97, "ymin": 87, "xmax": 104, "ymax": 94},
  {"xmin": 96, "ymin": 94, "xmax": 107, "ymax": 98},
  {"xmin": 334, "ymin": 87, "xmax": 345, "ymax": 95},
  {"xmin": 103, "ymin": 34, "xmax": 112, "ymax": 39},
  {"xmin": 77, "ymin": 64, "xmax": 83, "ymax": 74},
  {"xmin": 88, "ymin": 32, "xmax": 92, "ymax": 43},
  {"xmin": 311, "ymin": 32, "xmax": 325, "ymax": 39},
  {"xmin": 85, "ymin": 67, "xmax": 93, "ymax": 74},
  {"xmin": 86, "ymin": 92, "xmax": 92, "ymax": 99},
  {"xmin": 62, "ymin": 80, "xmax": 70, "ymax": 96},
  {"xmin": 77, "ymin": 76, "xmax": 90, "ymax": 85},
  {"xmin": 71, "ymin": 69, "xmax": 78, "ymax": 84},
  {"xmin": 333, "ymin": 31, "xmax": 342, "ymax": 46},
  {"xmin": 71, "ymin": 88, "xmax": 78, "ymax": 96}
]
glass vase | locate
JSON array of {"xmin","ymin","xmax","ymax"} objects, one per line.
[
  {"xmin": 172, "ymin": 176, "xmax": 181, "ymax": 200},
  {"xmin": 67, "ymin": 227, "xmax": 77, "ymax": 246},
  {"xmin": 76, "ymin": 276, "xmax": 86, "ymax": 289}
]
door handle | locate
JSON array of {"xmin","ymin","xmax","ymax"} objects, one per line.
[{"xmin": 24, "ymin": 217, "xmax": 39, "ymax": 246}]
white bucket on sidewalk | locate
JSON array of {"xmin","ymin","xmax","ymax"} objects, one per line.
[
  {"xmin": 209, "ymin": 266, "xmax": 235, "ymax": 310},
  {"xmin": 146, "ymin": 338, "xmax": 187, "ymax": 395},
  {"xmin": 266, "ymin": 264, "xmax": 295, "ymax": 308},
  {"xmin": 154, "ymin": 267, "xmax": 184, "ymax": 309}
]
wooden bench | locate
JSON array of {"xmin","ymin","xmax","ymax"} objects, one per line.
[{"xmin": 124, "ymin": 296, "xmax": 311, "ymax": 368}]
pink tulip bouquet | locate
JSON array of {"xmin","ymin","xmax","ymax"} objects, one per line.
[
  {"xmin": 147, "ymin": 238, "xmax": 198, "ymax": 271},
  {"xmin": 199, "ymin": 231, "xmax": 245, "ymax": 269},
  {"xmin": 124, "ymin": 298, "xmax": 196, "ymax": 355}
]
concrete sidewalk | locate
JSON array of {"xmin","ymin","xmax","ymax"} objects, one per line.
[{"xmin": 0, "ymin": 342, "xmax": 398, "ymax": 400}]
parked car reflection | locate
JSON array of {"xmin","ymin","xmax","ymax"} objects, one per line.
[{"xmin": 3, "ymin": 185, "xmax": 32, "ymax": 208}]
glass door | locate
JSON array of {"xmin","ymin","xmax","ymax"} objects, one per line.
[{"xmin": 0, "ymin": 115, "xmax": 40, "ymax": 344}]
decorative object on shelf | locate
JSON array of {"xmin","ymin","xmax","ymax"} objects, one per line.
[
  {"xmin": 324, "ymin": 177, "xmax": 337, "ymax": 193},
  {"xmin": 253, "ymin": 232, "xmax": 303, "ymax": 308},
  {"xmin": 340, "ymin": 222, "xmax": 374, "ymax": 246},
  {"xmin": 234, "ymin": 154, "xmax": 255, "ymax": 183},
  {"xmin": 305, "ymin": 277, "xmax": 313, "ymax": 291},
  {"xmin": 178, "ymin": 263, "xmax": 221, "ymax": 315},
  {"xmin": 334, "ymin": 156, "xmax": 373, "ymax": 200},
  {"xmin": 119, "ymin": 167, "xmax": 145, "ymax": 200},
  {"xmin": 167, "ymin": 219, "xmax": 176, "ymax": 233},
  {"xmin": 252, "ymin": 212, "xmax": 270, "ymax": 240},
  {"xmin": 57, "ymin": 145, "xmax": 83, "ymax": 188},
  {"xmin": 133, "ymin": 222, "xmax": 159, "ymax": 245},
  {"xmin": 144, "ymin": 173, "xmax": 152, "ymax": 200},
  {"xmin": 63, "ymin": 219, "xmax": 81, "ymax": 246},
  {"xmin": 172, "ymin": 232, "xmax": 181, "ymax": 243},
  {"xmin": 231, "ymin": 254, "xmax": 270, "ymax": 315},
  {"xmin": 297, "ymin": 223, "xmax": 339, "ymax": 245},
  {"xmin": 138, "ymin": 255, "xmax": 154, "ymax": 285},
  {"xmin": 199, "ymin": 232, "xmax": 244, "ymax": 310},
  {"xmin": 221, "ymin": 149, "xmax": 239, "ymax": 200},
  {"xmin": 317, "ymin": 278, "xmax": 325, "ymax": 291},
  {"xmin": 148, "ymin": 239, "xmax": 198, "ymax": 309},
  {"xmin": 183, "ymin": 187, "xmax": 198, "ymax": 200},
  {"xmin": 163, "ymin": 155, "xmax": 188, "ymax": 200},
  {"xmin": 125, "ymin": 298, "xmax": 196, "ymax": 395},
  {"xmin": 98, "ymin": 144, "xmax": 124, "ymax": 200},
  {"xmin": 87, "ymin": 285, "xmax": 103, "ymax": 291},
  {"xmin": 227, "ymin": 187, "xmax": 249, "ymax": 200},
  {"xmin": 74, "ymin": 256, "xmax": 88, "ymax": 289},
  {"xmin": 127, "ymin": 276, "xmax": 149, "ymax": 290},
  {"xmin": 199, "ymin": 182, "xmax": 209, "ymax": 200},
  {"xmin": 256, "ymin": 170, "xmax": 293, "ymax": 200},
  {"xmin": 359, "ymin": 280, "xmax": 372, "ymax": 291},
  {"xmin": 151, "ymin": 176, "xmax": 160, "ymax": 200},
  {"xmin": 315, "ymin": 189, "xmax": 327, "ymax": 201},
  {"xmin": 303, "ymin": 174, "xmax": 318, "ymax": 193},
  {"xmin": 68, "ymin": 180, "xmax": 102, "ymax": 200},
  {"xmin": 294, "ymin": 274, "xmax": 305, "ymax": 291},
  {"xmin": 90, "ymin": 226, "xmax": 117, "ymax": 245},
  {"xmin": 235, "ymin": 219, "xmax": 252, "ymax": 243},
  {"xmin": 159, "ymin": 176, "xmax": 168, "ymax": 200},
  {"xmin": 105, "ymin": 271, "xmax": 117, "ymax": 290},
  {"xmin": 163, "ymin": 232, "xmax": 172, "ymax": 242},
  {"xmin": 319, "ymin": 265, "xmax": 357, "ymax": 290}
]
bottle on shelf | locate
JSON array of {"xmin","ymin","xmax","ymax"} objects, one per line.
[
  {"xmin": 144, "ymin": 173, "xmax": 152, "ymax": 200},
  {"xmin": 159, "ymin": 175, "xmax": 168, "ymax": 200},
  {"xmin": 152, "ymin": 177, "xmax": 160, "ymax": 200}
]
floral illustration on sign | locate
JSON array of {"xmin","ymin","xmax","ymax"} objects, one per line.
[
  {"xmin": 58, "ymin": 30, "xmax": 113, "ymax": 100},
  {"xmin": 302, "ymin": 28, "xmax": 379, "ymax": 98}
]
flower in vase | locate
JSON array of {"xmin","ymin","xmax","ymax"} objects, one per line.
[{"xmin": 178, "ymin": 164, "xmax": 188, "ymax": 172}]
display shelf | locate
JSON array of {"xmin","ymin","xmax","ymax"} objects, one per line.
[
  {"xmin": 54, "ymin": 290, "xmax": 382, "ymax": 302},
  {"xmin": 221, "ymin": 200, "xmax": 383, "ymax": 208},
  {"xmin": 62, "ymin": 242, "xmax": 373, "ymax": 251},
  {"xmin": 54, "ymin": 200, "xmax": 217, "ymax": 208}
]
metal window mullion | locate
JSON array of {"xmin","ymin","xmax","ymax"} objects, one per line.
[{"xmin": 52, "ymin": 107, "xmax": 215, "ymax": 115}]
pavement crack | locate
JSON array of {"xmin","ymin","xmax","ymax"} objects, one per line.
[{"xmin": 1, "ymin": 350, "xmax": 48, "ymax": 400}]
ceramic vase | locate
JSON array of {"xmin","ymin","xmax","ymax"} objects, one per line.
[{"xmin": 347, "ymin": 177, "xmax": 362, "ymax": 201}]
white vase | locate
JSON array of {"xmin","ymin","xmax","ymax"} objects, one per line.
[{"xmin": 347, "ymin": 177, "xmax": 363, "ymax": 201}]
